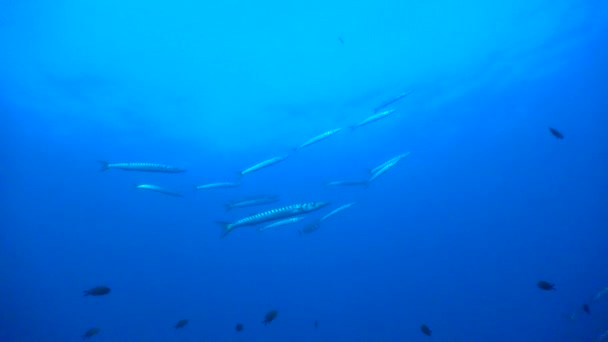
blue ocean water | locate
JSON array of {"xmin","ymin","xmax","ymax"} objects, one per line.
[{"xmin": 1, "ymin": 0, "xmax": 608, "ymax": 341}]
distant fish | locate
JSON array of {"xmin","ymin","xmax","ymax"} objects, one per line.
[
  {"xmin": 549, "ymin": 127, "xmax": 564, "ymax": 139},
  {"xmin": 225, "ymin": 196, "xmax": 280, "ymax": 211},
  {"xmin": 374, "ymin": 90, "xmax": 413, "ymax": 113},
  {"xmin": 582, "ymin": 304, "xmax": 590, "ymax": 314},
  {"xmin": 262, "ymin": 310, "xmax": 278, "ymax": 326},
  {"xmin": 195, "ymin": 182, "xmax": 240, "ymax": 190},
  {"xmin": 367, "ymin": 153, "xmax": 409, "ymax": 184},
  {"xmin": 369, "ymin": 152, "xmax": 411, "ymax": 175},
  {"xmin": 82, "ymin": 327, "xmax": 100, "ymax": 339},
  {"xmin": 420, "ymin": 324, "xmax": 432, "ymax": 336},
  {"xmin": 217, "ymin": 202, "xmax": 329, "ymax": 238},
  {"xmin": 174, "ymin": 319, "xmax": 188, "ymax": 329},
  {"xmin": 259, "ymin": 217, "xmax": 305, "ymax": 232},
  {"xmin": 314, "ymin": 320, "xmax": 319, "ymax": 328},
  {"xmin": 592, "ymin": 287, "xmax": 608, "ymax": 303},
  {"xmin": 298, "ymin": 220, "xmax": 321, "ymax": 236},
  {"xmin": 338, "ymin": 36, "xmax": 344, "ymax": 45},
  {"xmin": 350, "ymin": 109, "xmax": 396, "ymax": 130},
  {"xmin": 537, "ymin": 281, "xmax": 556, "ymax": 290},
  {"xmin": 235, "ymin": 323, "xmax": 244, "ymax": 332},
  {"xmin": 320, "ymin": 202, "xmax": 355, "ymax": 222},
  {"xmin": 135, "ymin": 184, "xmax": 182, "ymax": 197},
  {"xmin": 84, "ymin": 286, "xmax": 111, "ymax": 296},
  {"xmin": 99, "ymin": 161, "xmax": 185, "ymax": 173},
  {"xmin": 325, "ymin": 180, "xmax": 369, "ymax": 187},
  {"xmin": 294, "ymin": 128, "xmax": 343, "ymax": 152},
  {"xmin": 238, "ymin": 154, "xmax": 290, "ymax": 177}
]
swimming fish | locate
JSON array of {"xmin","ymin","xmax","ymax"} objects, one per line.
[
  {"xmin": 135, "ymin": 184, "xmax": 182, "ymax": 197},
  {"xmin": 225, "ymin": 196, "xmax": 280, "ymax": 211},
  {"xmin": 294, "ymin": 128, "xmax": 343, "ymax": 152},
  {"xmin": 420, "ymin": 324, "xmax": 432, "ymax": 336},
  {"xmin": 373, "ymin": 90, "xmax": 413, "ymax": 113},
  {"xmin": 350, "ymin": 109, "xmax": 396, "ymax": 130},
  {"xmin": 582, "ymin": 304, "xmax": 590, "ymax": 314},
  {"xmin": 174, "ymin": 319, "xmax": 188, "ymax": 329},
  {"xmin": 195, "ymin": 182, "xmax": 240, "ymax": 190},
  {"xmin": 537, "ymin": 281, "xmax": 556, "ymax": 290},
  {"xmin": 367, "ymin": 154, "xmax": 409, "ymax": 184},
  {"xmin": 217, "ymin": 202, "xmax": 330, "ymax": 237},
  {"xmin": 235, "ymin": 323, "xmax": 244, "ymax": 332},
  {"xmin": 369, "ymin": 152, "xmax": 411, "ymax": 175},
  {"xmin": 84, "ymin": 286, "xmax": 111, "ymax": 296},
  {"xmin": 238, "ymin": 154, "xmax": 290, "ymax": 177},
  {"xmin": 320, "ymin": 202, "xmax": 355, "ymax": 222},
  {"xmin": 592, "ymin": 287, "xmax": 608, "ymax": 303},
  {"xmin": 259, "ymin": 217, "xmax": 305, "ymax": 232},
  {"xmin": 325, "ymin": 180, "xmax": 369, "ymax": 187},
  {"xmin": 549, "ymin": 127, "xmax": 564, "ymax": 139},
  {"xmin": 82, "ymin": 328, "xmax": 100, "ymax": 339},
  {"xmin": 99, "ymin": 161, "xmax": 185, "ymax": 173},
  {"xmin": 298, "ymin": 220, "xmax": 321, "ymax": 236},
  {"xmin": 262, "ymin": 310, "xmax": 278, "ymax": 326}
]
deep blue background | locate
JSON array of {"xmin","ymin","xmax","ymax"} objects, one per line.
[{"xmin": 1, "ymin": 0, "xmax": 608, "ymax": 340}]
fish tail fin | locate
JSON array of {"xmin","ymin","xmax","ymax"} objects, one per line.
[
  {"xmin": 98, "ymin": 161, "xmax": 110, "ymax": 172},
  {"xmin": 216, "ymin": 221, "xmax": 233, "ymax": 238}
]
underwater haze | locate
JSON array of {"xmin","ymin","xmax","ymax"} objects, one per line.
[{"xmin": 2, "ymin": 0, "xmax": 608, "ymax": 340}]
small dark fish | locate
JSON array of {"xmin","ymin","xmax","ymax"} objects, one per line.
[
  {"xmin": 338, "ymin": 37, "xmax": 344, "ymax": 45},
  {"xmin": 420, "ymin": 324, "xmax": 432, "ymax": 336},
  {"xmin": 537, "ymin": 281, "xmax": 556, "ymax": 290},
  {"xmin": 174, "ymin": 319, "xmax": 188, "ymax": 329},
  {"xmin": 235, "ymin": 323, "xmax": 244, "ymax": 332},
  {"xmin": 84, "ymin": 286, "xmax": 111, "ymax": 296},
  {"xmin": 314, "ymin": 320, "xmax": 319, "ymax": 328},
  {"xmin": 549, "ymin": 127, "xmax": 564, "ymax": 139},
  {"xmin": 82, "ymin": 327, "xmax": 100, "ymax": 339},
  {"xmin": 262, "ymin": 310, "xmax": 278, "ymax": 326},
  {"xmin": 583, "ymin": 304, "xmax": 590, "ymax": 314}
]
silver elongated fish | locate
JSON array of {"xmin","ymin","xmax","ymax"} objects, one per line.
[
  {"xmin": 225, "ymin": 196, "xmax": 279, "ymax": 211},
  {"xmin": 373, "ymin": 90, "xmax": 413, "ymax": 113},
  {"xmin": 217, "ymin": 202, "xmax": 330, "ymax": 238},
  {"xmin": 367, "ymin": 155, "xmax": 406, "ymax": 184},
  {"xmin": 325, "ymin": 180, "xmax": 369, "ymax": 187},
  {"xmin": 99, "ymin": 161, "xmax": 186, "ymax": 173},
  {"xmin": 238, "ymin": 154, "xmax": 290, "ymax": 177},
  {"xmin": 320, "ymin": 202, "xmax": 355, "ymax": 222},
  {"xmin": 259, "ymin": 217, "xmax": 305, "ymax": 232},
  {"xmin": 295, "ymin": 128, "xmax": 343, "ymax": 152},
  {"xmin": 350, "ymin": 109, "xmax": 396, "ymax": 130},
  {"xmin": 135, "ymin": 184, "xmax": 182, "ymax": 197},
  {"xmin": 195, "ymin": 182, "xmax": 240, "ymax": 190},
  {"xmin": 369, "ymin": 152, "xmax": 412, "ymax": 174}
]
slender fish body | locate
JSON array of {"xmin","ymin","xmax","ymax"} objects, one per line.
[
  {"xmin": 373, "ymin": 90, "xmax": 413, "ymax": 113},
  {"xmin": 259, "ymin": 217, "xmax": 305, "ymax": 231},
  {"xmin": 295, "ymin": 128, "xmax": 343, "ymax": 151},
  {"xmin": 350, "ymin": 109, "xmax": 396, "ymax": 130},
  {"xmin": 195, "ymin": 182, "xmax": 240, "ymax": 190},
  {"xmin": 135, "ymin": 184, "xmax": 182, "ymax": 197},
  {"xmin": 217, "ymin": 202, "xmax": 330, "ymax": 237},
  {"xmin": 367, "ymin": 159, "xmax": 401, "ymax": 184},
  {"xmin": 369, "ymin": 152, "xmax": 411, "ymax": 174},
  {"xmin": 225, "ymin": 196, "xmax": 280, "ymax": 211},
  {"xmin": 239, "ymin": 154, "xmax": 290, "ymax": 176},
  {"xmin": 99, "ymin": 161, "xmax": 186, "ymax": 173},
  {"xmin": 320, "ymin": 202, "xmax": 356, "ymax": 222},
  {"xmin": 325, "ymin": 180, "xmax": 369, "ymax": 187}
]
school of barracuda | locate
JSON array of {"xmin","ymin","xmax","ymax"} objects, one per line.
[{"xmin": 100, "ymin": 90, "xmax": 413, "ymax": 238}]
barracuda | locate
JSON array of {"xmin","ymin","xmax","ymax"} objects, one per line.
[
  {"xmin": 217, "ymin": 202, "xmax": 330, "ymax": 238},
  {"xmin": 224, "ymin": 196, "xmax": 279, "ymax": 211},
  {"xmin": 350, "ymin": 109, "xmax": 396, "ymax": 130},
  {"xmin": 373, "ymin": 90, "xmax": 413, "ymax": 113},
  {"xmin": 135, "ymin": 184, "xmax": 182, "ymax": 197},
  {"xmin": 195, "ymin": 182, "xmax": 241, "ymax": 190},
  {"xmin": 295, "ymin": 128, "xmax": 343, "ymax": 151},
  {"xmin": 320, "ymin": 202, "xmax": 355, "ymax": 222},
  {"xmin": 258, "ymin": 216, "xmax": 305, "ymax": 232},
  {"xmin": 99, "ymin": 161, "xmax": 186, "ymax": 173},
  {"xmin": 369, "ymin": 152, "xmax": 412, "ymax": 174},
  {"xmin": 238, "ymin": 154, "xmax": 290, "ymax": 176},
  {"xmin": 325, "ymin": 180, "xmax": 369, "ymax": 187}
]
